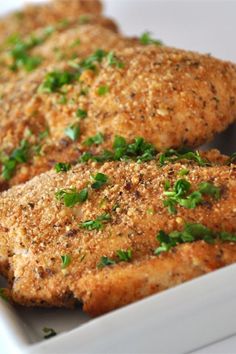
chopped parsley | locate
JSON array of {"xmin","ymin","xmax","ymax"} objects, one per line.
[
  {"xmin": 79, "ymin": 136, "xmax": 157, "ymax": 163},
  {"xmin": 80, "ymin": 49, "xmax": 107, "ymax": 71},
  {"xmin": 91, "ymin": 173, "xmax": 108, "ymax": 189},
  {"xmin": 83, "ymin": 132, "xmax": 104, "ymax": 146},
  {"xmin": 78, "ymin": 15, "xmax": 90, "ymax": 25},
  {"xmin": 55, "ymin": 187, "xmax": 88, "ymax": 207},
  {"xmin": 228, "ymin": 152, "xmax": 236, "ymax": 165},
  {"xmin": 76, "ymin": 108, "xmax": 87, "ymax": 119},
  {"xmin": 198, "ymin": 181, "xmax": 221, "ymax": 200},
  {"xmin": 54, "ymin": 162, "xmax": 71, "ymax": 173},
  {"xmin": 107, "ymin": 51, "xmax": 124, "ymax": 68},
  {"xmin": 61, "ymin": 255, "xmax": 71, "ymax": 269},
  {"xmin": 97, "ymin": 249, "xmax": 132, "ymax": 268},
  {"xmin": 0, "ymin": 288, "xmax": 8, "ymax": 302},
  {"xmin": 97, "ymin": 256, "xmax": 116, "ymax": 268},
  {"xmin": 163, "ymin": 179, "xmax": 221, "ymax": 214},
  {"xmin": 39, "ymin": 49, "xmax": 109, "ymax": 93},
  {"xmin": 155, "ymin": 223, "xmax": 236, "ymax": 255},
  {"xmin": 159, "ymin": 148, "xmax": 210, "ymax": 167},
  {"xmin": 179, "ymin": 168, "xmax": 189, "ymax": 176},
  {"xmin": 1, "ymin": 139, "xmax": 30, "ymax": 180},
  {"xmin": 38, "ymin": 70, "xmax": 77, "ymax": 93},
  {"xmin": 8, "ymin": 28, "xmax": 54, "ymax": 72},
  {"xmin": 43, "ymin": 327, "xmax": 57, "ymax": 339},
  {"xmin": 116, "ymin": 249, "xmax": 132, "ymax": 262},
  {"xmin": 139, "ymin": 32, "xmax": 163, "ymax": 46},
  {"xmin": 80, "ymin": 213, "xmax": 111, "ymax": 231},
  {"xmin": 65, "ymin": 123, "xmax": 80, "ymax": 141},
  {"xmin": 97, "ymin": 85, "xmax": 109, "ymax": 96}
]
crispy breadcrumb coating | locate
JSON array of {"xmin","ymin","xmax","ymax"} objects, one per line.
[
  {"xmin": 0, "ymin": 155, "xmax": 235, "ymax": 315},
  {"xmin": 0, "ymin": 45, "xmax": 236, "ymax": 190},
  {"xmin": 0, "ymin": 0, "xmax": 102, "ymax": 42}
]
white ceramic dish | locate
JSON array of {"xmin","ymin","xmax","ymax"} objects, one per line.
[{"xmin": 0, "ymin": 1, "xmax": 236, "ymax": 353}]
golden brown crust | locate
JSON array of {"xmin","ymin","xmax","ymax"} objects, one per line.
[
  {"xmin": 0, "ymin": 45, "xmax": 236, "ymax": 190},
  {"xmin": 77, "ymin": 242, "xmax": 236, "ymax": 316},
  {"xmin": 0, "ymin": 16, "xmax": 120, "ymax": 85},
  {"xmin": 0, "ymin": 159, "xmax": 235, "ymax": 314},
  {"xmin": 0, "ymin": 0, "xmax": 102, "ymax": 42},
  {"xmin": 88, "ymin": 46, "xmax": 236, "ymax": 149}
]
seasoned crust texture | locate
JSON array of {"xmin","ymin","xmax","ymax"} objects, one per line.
[
  {"xmin": 0, "ymin": 157, "xmax": 235, "ymax": 315},
  {"xmin": 0, "ymin": 16, "xmax": 120, "ymax": 85},
  {"xmin": 0, "ymin": 0, "xmax": 102, "ymax": 41},
  {"xmin": 0, "ymin": 45, "xmax": 236, "ymax": 190}
]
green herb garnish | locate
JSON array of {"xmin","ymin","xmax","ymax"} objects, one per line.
[
  {"xmin": 107, "ymin": 51, "xmax": 124, "ymax": 68},
  {"xmin": 65, "ymin": 123, "xmax": 80, "ymax": 141},
  {"xmin": 1, "ymin": 139, "xmax": 30, "ymax": 180},
  {"xmin": 54, "ymin": 162, "xmax": 71, "ymax": 173},
  {"xmin": 83, "ymin": 132, "xmax": 104, "ymax": 146},
  {"xmin": 97, "ymin": 85, "xmax": 109, "ymax": 96},
  {"xmin": 198, "ymin": 182, "xmax": 221, "ymax": 200},
  {"xmin": 228, "ymin": 152, "xmax": 236, "ymax": 164},
  {"xmin": 140, "ymin": 32, "xmax": 163, "ymax": 46},
  {"xmin": 116, "ymin": 249, "xmax": 132, "ymax": 262},
  {"xmin": 155, "ymin": 223, "xmax": 236, "ymax": 255},
  {"xmin": 159, "ymin": 148, "xmax": 209, "ymax": 166},
  {"xmin": 55, "ymin": 187, "xmax": 88, "ymax": 207},
  {"xmin": 43, "ymin": 327, "xmax": 57, "ymax": 339},
  {"xmin": 39, "ymin": 70, "xmax": 77, "ymax": 93},
  {"xmin": 97, "ymin": 256, "xmax": 116, "ymax": 268},
  {"xmin": 91, "ymin": 172, "xmax": 108, "ymax": 189},
  {"xmin": 61, "ymin": 254, "xmax": 71, "ymax": 269},
  {"xmin": 179, "ymin": 168, "xmax": 189, "ymax": 176},
  {"xmin": 79, "ymin": 136, "xmax": 157, "ymax": 164},
  {"xmin": 76, "ymin": 108, "xmax": 87, "ymax": 119},
  {"xmin": 163, "ymin": 179, "xmax": 221, "ymax": 214},
  {"xmin": 0, "ymin": 288, "xmax": 8, "ymax": 302},
  {"xmin": 80, "ymin": 213, "xmax": 111, "ymax": 231}
]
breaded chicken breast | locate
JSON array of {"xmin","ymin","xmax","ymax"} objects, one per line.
[
  {"xmin": 0, "ymin": 20, "xmax": 129, "ymax": 85},
  {"xmin": 0, "ymin": 0, "xmax": 102, "ymax": 42},
  {"xmin": 0, "ymin": 153, "xmax": 235, "ymax": 315},
  {"xmin": 0, "ymin": 45, "xmax": 236, "ymax": 190}
]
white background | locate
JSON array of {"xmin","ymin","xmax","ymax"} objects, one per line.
[{"xmin": 1, "ymin": 1, "xmax": 236, "ymax": 353}]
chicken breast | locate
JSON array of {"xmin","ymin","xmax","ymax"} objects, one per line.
[
  {"xmin": 0, "ymin": 152, "xmax": 235, "ymax": 315},
  {"xmin": 0, "ymin": 0, "xmax": 102, "ymax": 42},
  {"xmin": 0, "ymin": 45, "xmax": 236, "ymax": 191},
  {"xmin": 0, "ymin": 16, "xmax": 119, "ymax": 85}
]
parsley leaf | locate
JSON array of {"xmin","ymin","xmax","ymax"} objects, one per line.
[
  {"xmin": 55, "ymin": 187, "xmax": 88, "ymax": 207},
  {"xmin": 38, "ymin": 70, "xmax": 77, "ymax": 93},
  {"xmin": 43, "ymin": 327, "xmax": 57, "ymax": 340},
  {"xmin": 83, "ymin": 132, "xmax": 104, "ymax": 146},
  {"xmin": 159, "ymin": 148, "xmax": 210, "ymax": 166},
  {"xmin": 79, "ymin": 136, "xmax": 157, "ymax": 164},
  {"xmin": 76, "ymin": 108, "xmax": 87, "ymax": 119},
  {"xmin": 54, "ymin": 162, "xmax": 71, "ymax": 173},
  {"xmin": 97, "ymin": 256, "xmax": 116, "ymax": 268},
  {"xmin": 116, "ymin": 249, "xmax": 132, "ymax": 262},
  {"xmin": 80, "ymin": 213, "xmax": 111, "ymax": 231},
  {"xmin": 1, "ymin": 139, "xmax": 30, "ymax": 180},
  {"xmin": 61, "ymin": 254, "xmax": 71, "ymax": 269},
  {"xmin": 163, "ymin": 179, "xmax": 221, "ymax": 214},
  {"xmin": 97, "ymin": 85, "xmax": 109, "ymax": 96},
  {"xmin": 91, "ymin": 173, "xmax": 108, "ymax": 189},
  {"xmin": 39, "ymin": 49, "xmax": 108, "ymax": 93},
  {"xmin": 0, "ymin": 288, "xmax": 8, "ymax": 302},
  {"xmin": 155, "ymin": 223, "xmax": 236, "ymax": 255},
  {"xmin": 140, "ymin": 32, "xmax": 163, "ymax": 46},
  {"xmin": 65, "ymin": 123, "xmax": 80, "ymax": 141},
  {"xmin": 198, "ymin": 182, "xmax": 221, "ymax": 200},
  {"xmin": 228, "ymin": 152, "xmax": 236, "ymax": 165},
  {"xmin": 107, "ymin": 51, "xmax": 124, "ymax": 68}
]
